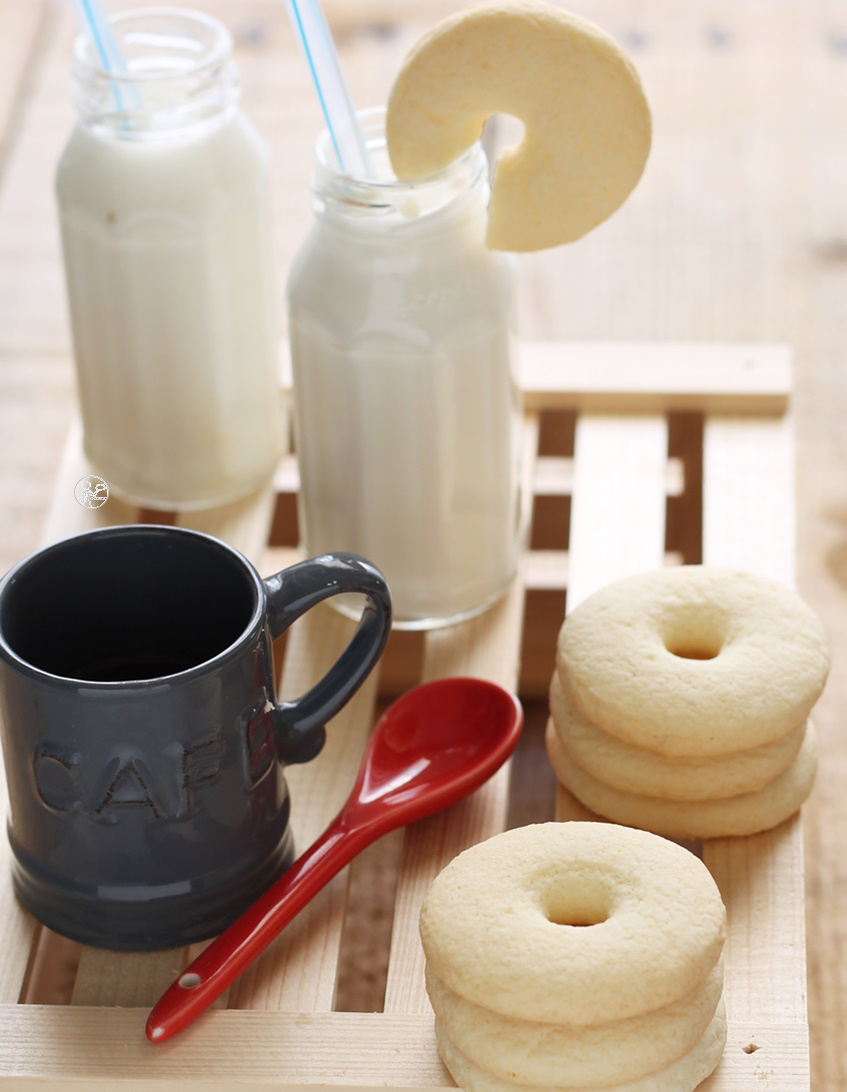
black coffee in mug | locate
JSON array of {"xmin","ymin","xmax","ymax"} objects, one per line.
[{"xmin": 0, "ymin": 526, "xmax": 391, "ymax": 950}]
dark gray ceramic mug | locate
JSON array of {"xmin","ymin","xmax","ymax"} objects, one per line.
[{"xmin": 0, "ymin": 525, "xmax": 391, "ymax": 950}]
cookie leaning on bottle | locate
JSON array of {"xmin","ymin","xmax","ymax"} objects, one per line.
[{"xmin": 385, "ymin": 0, "xmax": 651, "ymax": 251}]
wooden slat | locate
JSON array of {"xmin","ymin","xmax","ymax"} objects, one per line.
[
  {"xmin": 72, "ymin": 948, "xmax": 194, "ymax": 1010},
  {"xmin": 18, "ymin": 928, "xmax": 80, "ymax": 1006},
  {"xmin": 565, "ymin": 415, "xmax": 669, "ymax": 611},
  {"xmin": 2, "ymin": 351, "xmax": 810, "ymax": 1082},
  {"xmin": 0, "ymin": 871, "xmax": 37, "ymax": 1004},
  {"xmin": 705, "ymin": 820, "xmax": 807, "ymax": 1025},
  {"xmin": 702, "ymin": 415, "xmax": 796, "ymax": 584},
  {"xmin": 533, "ymin": 454, "xmax": 683, "ymax": 497},
  {"xmin": 228, "ymin": 606, "xmax": 381, "ymax": 1014},
  {"xmin": 382, "ymin": 762, "xmax": 513, "ymax": 1016},
  {"xmin": 523, "ymin": 549, "xmax": 569, "ymax": 592},
  {"xmin": 72, "ymin": 940, "xmax": 231, "ymax": 1012},
  {"xmin": 520, "ymin": 342, "xmax": 791, "ymax": 416},
  {"xmin": 700, "ymin": 410, "xmax": 809, "ymax": 1086},
  {"xmin": 0, "ymin": 1004, "xmax": 808, "ymax": 1091},
  {"xmin": 382, "ymin": 417, "xmax": 539, "ymax": 1015},
  {"xmin": 0, "ymin": 1007, "xmax": 446, "ymax": 1089},
  {"xmin": 699, "ymin": 1021, "xmax": 811, "ymax": 1091},
  {"xmin": 177, "ymin": 484, "xmax": 277, "ymax": 566}
]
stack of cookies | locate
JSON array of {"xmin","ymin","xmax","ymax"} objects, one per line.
[
  {"xmin": 420, "ymin": 823, "xmax": 727, "ymax": 1092},
  {"xmin": 547, "ymin": 566, "xmax": 830, "ymax": 839}
]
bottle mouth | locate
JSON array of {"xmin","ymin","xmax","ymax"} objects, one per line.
[
  {"xmin": 70, "ymin": 8, "xmax": 238, "ymax": 137},
  {"xmin": 73, "ymin": 7, "xmax": 232, "ymax": 84},
  {"xmin": 313, "ymin": 106, "xmax": 487, "ymax": 217}
]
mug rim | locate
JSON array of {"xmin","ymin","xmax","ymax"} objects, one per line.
[{"xmin": 0, "ymin": 524, "xmax": 265, "ymax": 689}]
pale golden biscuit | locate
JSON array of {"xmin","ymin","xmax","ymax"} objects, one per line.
[
  {"xmin": 419, "ymin": 822, "xmax": 725, "ymax": 1025},
  {"xmin": 546, "ymin": 719, "xmax": 818, "ymax": 839},
  {"xmin": 385, "ymin": 1, "xmax": 651, "ymax": 252},
  {"xmin": 556, "ymin": 566, "xmax": 830, "ymax": 757},
  {"xmin": 426, "ymin": 959, "xmax": 724, "ymax": 1087},
  {"xmin": 434, "ymin": 996, "xmax": 727, "ymax": 1092},
  {"xmin": 549, "ymin": 673, "xmax": 807, "ymax": 800}
]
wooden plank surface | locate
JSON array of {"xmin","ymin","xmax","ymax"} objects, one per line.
[
  {"xmin": 382, "ymin": 418, "xmax": 538, "ymax": 1014},
  {"xmin": 11, "ymin": 356, "xmax": 810, "ymax": 1087},
  {"xmin": 520, "ymin": 341, "xmax": 791, "ymax": 415},
  {"xmin": 565, "ymin": 415, "xmax": 669, "ymax": 610},
  {"xmin": 699, "ymin": 412, "xmax": 810, "ymax": 1085},
  {"xmin": 702, "ymin": 415, "xmax": 796, "ymax": 584},
  {"xmin": 0, "ymin": 0, "xmax": 845, "ymax": 1088}
]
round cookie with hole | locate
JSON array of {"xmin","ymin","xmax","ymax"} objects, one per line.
[
  {"xmin": 546, "ymin": 718, "xmax": 819, "ymax": 839},
  {"xmin": 548, "ymin": 673, "xmax": 808, "ymax": 801},
  {"xmin": 419, "ymin": 821, "xmax": 725, "ymax": 1027},
  {"xmin": 434, "ymin": 999, "xmax": 727, "ymax": 1092},
  {"xmin": 555, "ymin": 566, "xmax": 830, "ymax": 757},
  {"xmin": 425, "ymin": 958, "xmax": 724, "ymax": 1087}
]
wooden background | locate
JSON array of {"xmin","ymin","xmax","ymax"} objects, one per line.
[{"xmin": 0, "ymin": 0, "xmax": 844, "ymax": 1086}]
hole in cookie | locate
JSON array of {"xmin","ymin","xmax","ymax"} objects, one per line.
[
  {"xmin": 481, "ymin": 113, "xmax": 526, "ymax": 170},
  {"xmin": 665, "ymin": 641, "xmax": 721, "ymax": 660},
  {"xmin": 661, "ymin": 615, "xmax": 725, "ymax": 661},
  {"xmin": 546, "ymin": 908, "xmax": 609, "ymax": 927},
  {"xmin": 663, "ymin": 602, "xmax": 729, "ymax": 659},
  {"xmin": 542, "ymin": 881, "xmax": 610, "ymax": 929}
]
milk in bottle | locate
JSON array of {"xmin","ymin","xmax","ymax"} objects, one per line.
[
  {"xmin": 56, "ymin": 10, "xmax": 282, "ymax": 509},
  {"xmin": 288, "ymin": 110, "xmax": 522, "ymax": 628}
]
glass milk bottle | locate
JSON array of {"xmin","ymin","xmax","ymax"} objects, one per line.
[
  {"xmin": 288, "ymin": 109, "xmax": 522, "ymax": 628},
  {"xmin": 55, "ymin": 10, "xmax": 283, "ymax": 509}
]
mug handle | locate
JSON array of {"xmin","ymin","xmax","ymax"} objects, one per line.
[{"xmin": 263, "ymin": 552, "xmax": 392, "ymax": 764}]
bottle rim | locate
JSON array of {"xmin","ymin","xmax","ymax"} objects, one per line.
[
  {"xmin": 313, "ymin": 106, "xmax": 487, "ymax": 216},
  {"xmin": 72, "ymin": 7, "xmax": 232, "ymax": 84}
]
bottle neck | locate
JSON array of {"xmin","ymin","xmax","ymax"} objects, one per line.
[
  {"xmin": 310, "ymin": 108, "xmax": 490, "ymax": 240},
  {"xmin": 70, "ymin": 9, "xmax": 239, "ymax": 142}
]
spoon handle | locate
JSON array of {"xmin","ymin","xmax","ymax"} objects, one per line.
[{"xmin": 146, "ymin": 814, "xmax": 371, "ymax": 1042}]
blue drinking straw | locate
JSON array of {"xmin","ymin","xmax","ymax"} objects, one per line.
[
  {"xmin": 70, "ymin": 0, "xmax": 131, "ymax": 112},
  {"xmin": 284, "ymin": 0, "xmax": 374, "ymax": 177}
]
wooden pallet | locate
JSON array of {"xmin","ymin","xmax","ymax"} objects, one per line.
[{"xmin": 0, "ymin": 341, "xmax": 807, "ymax": 1089}]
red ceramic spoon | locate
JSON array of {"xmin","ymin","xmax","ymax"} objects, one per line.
[{"xmin": 146, "ymin": 676, "xmax": 523, "ymax": 1043}]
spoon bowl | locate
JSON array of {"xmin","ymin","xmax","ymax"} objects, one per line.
[
  {"xmin": 147, "ymin": 676, "xmax": 523, "ymax": 1042},
  {"xmin": 352, "ymin": 676, "xmax": 523, "ymax": 817}
]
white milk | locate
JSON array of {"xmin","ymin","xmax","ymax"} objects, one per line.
[
  {"xmin": 288, "ymin": 112, "xmax": 523, "ymax": 627},
  {"xmin": 55, "ymin": 11, "xmax": 282, "ymax": 509}
]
